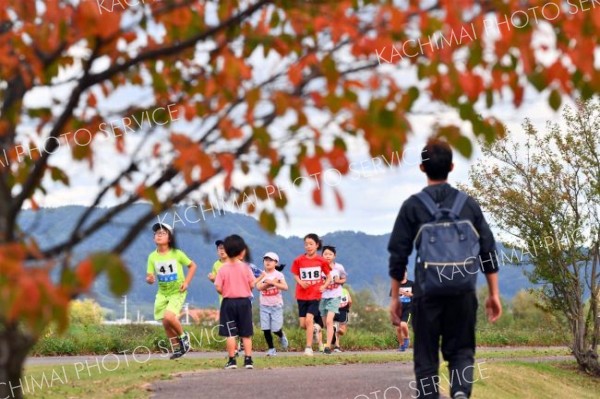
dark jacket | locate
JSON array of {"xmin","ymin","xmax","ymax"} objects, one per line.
[{"xmin": 388, "ymin": 183, "xmax": 498, "ymax": 294}]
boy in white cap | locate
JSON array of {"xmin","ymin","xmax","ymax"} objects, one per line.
[{"xmin": 255, "ymin": 251, "xmax": 289, "ymax": 356}]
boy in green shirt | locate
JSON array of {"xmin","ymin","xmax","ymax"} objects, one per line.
[{"xmin": 207, "ymin": 239, "xmax": 227, "ymax": 300}]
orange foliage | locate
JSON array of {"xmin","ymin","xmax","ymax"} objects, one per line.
[{"xmin": 0, "ymin": 0, "xmax": 597, "ymax": 336}]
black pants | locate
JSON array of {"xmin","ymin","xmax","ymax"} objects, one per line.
[{"xmin": 412, "ymin": 292, "xmax": 478, "ymax": 398}]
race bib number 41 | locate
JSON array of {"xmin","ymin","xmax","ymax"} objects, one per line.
[
  {"xmin": 155, "ymin": 260, "xmax": 178, "ymax": 282},
  {"xmin": 300, "ymin": 266, "xmax": 321, "ymax": 281},
  {"xmin": 400, "ymin": 287, "xmax": 412, "ymax": 302}
]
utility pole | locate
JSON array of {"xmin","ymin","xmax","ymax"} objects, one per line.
[
  {"xmin": 121, "ymin": 295, "xmax": 128, "ymax": 322},
  {"xmin": 184, "ymin": 303, "xmax": 189, "ymax": 325}
]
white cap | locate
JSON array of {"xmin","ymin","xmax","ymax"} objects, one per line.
[
  {"xmin": 152, "ymin": 222, "xmax": 173, "ymax": 234},
  {"xmin": 263, "ymin": 251, "xmax": 279, "ymax": 263}
]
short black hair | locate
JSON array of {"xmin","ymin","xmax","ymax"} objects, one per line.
[
  {"xmin": 304, "ymin": 233, "xmax": 322, "ymax": 250},
  {"xmin": 421, "ymin": 139, "xmax": 453, "ymax": 180},
  {"xmin": 322, "ymin": 245, "xmax": 336, "ymax": 255},
  {"xmin": 223, "ymin": 234, "xmax": 247, "ymax": 259}
]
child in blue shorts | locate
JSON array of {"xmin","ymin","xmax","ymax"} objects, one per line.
[{"xmin": 255, "ymin": 252, "xmax": 289, "ymax": 356}]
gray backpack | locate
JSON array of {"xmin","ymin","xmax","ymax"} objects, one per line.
[{"xmin": 414, "ymin": 191, "xmax": 480, "ymax": 296}]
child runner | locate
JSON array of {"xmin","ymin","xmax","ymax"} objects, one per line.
[
  {"xmin": 245, "ymin": 249, "xmax": 263, "ymax": 279},
  {"xmin": 210, "ymin": 239, "xmax": 258, "ymax": 357},
  {"xmin": 313, "ymin": 316, "xmax": 325, "ymax": 353},
  {"xmin": 208, "ymin": 239, "xmax": 227, "ymax": 287},
  {"xmin": 255, "ymin": 251, "xmax": 289, "ymax": 356},
  {"xmin": 390, "ymin": 270, "xmax": 414, "ymax": 351},
  {"xmin": 214, "ymin": 234, "xmax": 256, "ymax": 369},
  {"xmin": 333, "ymin": 286, "xmax": 352, "ymax": 352},
  {"xmin": 234, "ymin": 248, "xmax": 262, "ymax": 356},
  {"xmin": 146, "ymin": 223, "xmax": 197, "ymax": 359},
  {"xmin": 320, "ymin": 245, "xmax": 347, "ymax": 354},
  {"xmin": 291, "ymin": 233, "xmax": 332, "ymax": 356}
]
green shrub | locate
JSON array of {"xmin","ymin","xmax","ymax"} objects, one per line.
[
  {"xmin": 30, "ymin": 321, "xmax": 568, "ymax": 356},
  {"xmin": 69, "ymin": 299, "xmax": 105, "ymax": 326},
  {"xmin": 30, "ymin": 288, "xmax": 570, "ymax": 356}
]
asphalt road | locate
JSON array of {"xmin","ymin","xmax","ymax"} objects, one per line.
[
  {"xmin": 150, "ymin": 362, "xmax": 439, "ymax": 399},
  {"xmin": 24, "ymin": 347, "xmax": 570, "ymax": 399}
]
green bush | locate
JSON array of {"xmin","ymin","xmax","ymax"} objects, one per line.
[
  {"xmin": 347, "ymin": 288, "xmax": 389, "ymax": 332},
  {"xmin": 30, "ymin": 321, "xmax": 568, "ymax": 356},
  {"xmin": 30, "ymin": 288, "xmax": 569, "ymax": 356},
  {"xmin": 69, "ymin": 299, "xmax": 105, "ymax": 326}
]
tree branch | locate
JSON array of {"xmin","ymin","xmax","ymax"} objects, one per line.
[
  {"xmin": 111, "ymin": 135, "xmax": 254, "ymax": 255},
  {"xmin": 10, "ymin": 39, "xmax": 103, "ymax": 232},
  {"xmin": 87, "ymin": 0, "xmax": 272, "ymax": 87},
  {"xmin": 13, "ymin": 0, "xmax": 273, "ymax": 233}
]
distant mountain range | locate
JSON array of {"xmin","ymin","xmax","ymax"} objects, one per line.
[{"xmin": 19, "ymin": 204, "xmax": 534, "ymax": 319}]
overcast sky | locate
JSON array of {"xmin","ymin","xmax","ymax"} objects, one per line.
[
  {"xmin": 266, "ymin": 92, "xmax": 567, "ymax": 238},
  {"xmin": 33, "ymin": 87, "xmax": 568, "ymax": 239},
  {"xmin": 25, "ymin": 6, "xmax": 572, "ymax": 239}
]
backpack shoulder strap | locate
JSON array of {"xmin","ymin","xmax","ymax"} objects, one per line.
[
  {"xmin": 415, "ymin": 191, "xmax": 439, "ymax": 217},
  {"xmin": 450, "ymin": 191, "xmax": 469, "ymax": 218}
]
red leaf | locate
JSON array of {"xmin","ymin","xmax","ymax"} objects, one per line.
[
  {"xmin": 312, "ymin": 187, "xmax": 322, "ymax": 206},
  {"xmin": 75, "ymin": 1, "xmax": 121, "ymax": 39},
  {"xmin": 76, "ymin": 259, "xmax": 96, "ymax": 291},
  {"xmin": 217, "ymin": 153, "xmax": 235, "ymax": 191},
  {"xmin": 9, "ymin": 275, "xmax": 41, "ymax": 320},
  {"xmin": 333, "ymin": 188, "xmax": 344, "ymax": 211},
  {"xmin": 327, "ymin": 147, "xmax": 349, "ymax": 174},
  {"xmin": 288, "ymin": 64, "xmax": 303, "ymax": 86},
  {"xmin": 184, "ymin": 104, "xmax": 196, "ymax": 121},
  {"xmin": 219, "ymin": 118, "xmax": 243, "ymax": 140},
  {"xmin": 302, "ymin": 155, "xmax": 322, "ymax": 176},
  {"xmin": 87, "ymin": 93, "xmax": 97, "ymax": 107},
  {"xmin": 29, "ymin": 197, "xmax": 40, "ymax": 210},
  {"xmin": 153, "ymin": 143, "xmax": 161, "ymax": 157},
  {"xmin": 546, "ymin": 61, "xmax": 570, "ymax": 91},
  {"xmin": 513, "ymin": 85, "xmax": 524, "ymax": 108},
  {"xmin": 115, "ymin": 134, "xmax": 125, "ymax": 153},
  {"xmin": 459, "ymin": 72, "xmax": 483, "ymax": 102}
]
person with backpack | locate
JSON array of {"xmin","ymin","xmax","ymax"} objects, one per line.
[{"xmin": 388, "ymin": 139, "xmax": 502, "ymax": 399}]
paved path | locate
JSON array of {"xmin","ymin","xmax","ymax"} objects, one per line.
[
  {"xmin": 145, "ymin": 348, "xmax": 572, "ymax": 399},
  {"xmin": 25, "ymin": 347, "xmax": 572, "ymax": 399},
  {"xmin": 150, "ymin": 362, "xmax": 435, "ymax": 399}
]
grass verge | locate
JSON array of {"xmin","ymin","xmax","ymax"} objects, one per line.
[{"xmin": 445, "ymin": 361, "xmax": 600, "ymax": 399}]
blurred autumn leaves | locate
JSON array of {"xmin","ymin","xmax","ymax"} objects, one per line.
[{"xmin": 0, "ymin": 0, "xmax": 598, "ymax": 341}]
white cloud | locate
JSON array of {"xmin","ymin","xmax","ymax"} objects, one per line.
[{"xmin": 27, "ymin": 33, "xmax": 570, "ymax": 239}]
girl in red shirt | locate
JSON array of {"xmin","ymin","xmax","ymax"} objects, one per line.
[{"xmin": 291, "ymin": 233, "xmax": 332, "ymax": 356}]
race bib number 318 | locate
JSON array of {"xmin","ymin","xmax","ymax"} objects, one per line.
[{"xmin": 300, "ymin": 266, "xmax": 321, "ymax": 281}]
